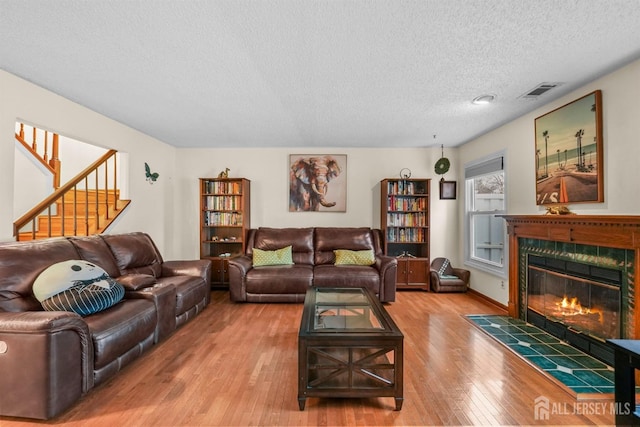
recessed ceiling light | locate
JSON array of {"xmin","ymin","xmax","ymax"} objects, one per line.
[{"xmin": 472, "ymin": 94, "xmax": 496, "ymax": 105}]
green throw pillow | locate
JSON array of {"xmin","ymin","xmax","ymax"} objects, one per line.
[
  {"xmin": 334, "ymin": 249, "xmax": 375, "ymax": 266},
  {"xmin": 253, "ymin": 246, "xmax": 294, "ymax": 266}
]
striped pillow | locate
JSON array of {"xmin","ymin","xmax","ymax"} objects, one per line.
[
  {"xmin": 33, "ymin": 260, "xmax": 125, "ymax": 316},
  {"xmin": 41, "ymin": 280, "xmax": 125, "ymax": 316}
]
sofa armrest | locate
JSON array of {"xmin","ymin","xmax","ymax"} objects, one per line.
[
  {"xmin": 376, "ymin": 255, "xmax": 398, "ymax": 302},
  {"xmin": 127, "ymin": 283, "xmax": 177, "ymax": 342},
  {"xmin": 452, "ymin": 267, "xmax": 471, "ymax": 284},
  {"xmin": 228, "ymin": 255, "xmax": 253, "ymax": 302},
  {"xmin": 0, "ymin": 311, "xmax": 93, "ymax": 419},
  {"xmin": 429, "ymin": 270, "xmax": 440, "ymax": 289},
  {"xmin": 162, "ymin": 259, "xmax": 212, "ymax": 284}
]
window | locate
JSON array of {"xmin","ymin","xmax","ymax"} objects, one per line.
[{"xmin": 464, "ymin": 153, "xmax": 506, "ymax": 277}]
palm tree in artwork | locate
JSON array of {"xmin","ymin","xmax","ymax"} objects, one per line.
[
  {"xmin": 536, "ymin": 149, "xmax": 541, "ymax": 178},
  {"xmin": 542, "ymin": 130, "xmax": 549, "ymax": 178},
  {"xmin": 575, "ymin": 129, "xmax": 585, "ymax": 171}
]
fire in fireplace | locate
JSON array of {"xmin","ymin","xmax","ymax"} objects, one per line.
[{"xmin": 526, "ymin": 254, "xmax": 622, "ymax": 364}]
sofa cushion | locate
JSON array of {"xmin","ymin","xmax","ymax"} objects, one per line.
[
  {"xmin": 253, "ymin": 246, "xmax": 294, "ymax": 266},
  {"xmin": 245, "ymin": 264, "xmax": 313, "ymax": 295},
  {"xmin": 313, "ymin": 264, "xmax": 381, "ymax": 293},
  {"xmin": 33, "ymin": 260, "xmax": 125, "ymax": 316},
  {"xmin": 314, "ymin": 228, "xmax": 376, "ymax": 265},
  {"xmin": 117, "ymin": 274, "xmax": 157, "ymax": 291},
  {"xmin": 102, "ymin": 233, "xmax": 163, "ymax": 277},
  {"xmin": 334, "ymin": 249, "xmax": 375, "ymax": 266},
  {"xmin": 0, "ymin": 238, "xmax": 80, "ymax": 312},
  {"xmin": 83, "ymin": 298, "xmax": 157, "ymax": 369},
  {"xmin": 252, "ymin": 228, "xmax": 314, "ymax": 265},
  {"xmin": 67, "ymin": 235, "xmax": 121, "ymax": 278},
  {"xmin": 156, "ymin": 275, "xmax": 208, "ymax": 316}
]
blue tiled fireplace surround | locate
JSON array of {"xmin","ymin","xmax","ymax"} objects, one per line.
[{"xmin": 518, "ymin": 238, "xmax": 636, "ymax": 351}]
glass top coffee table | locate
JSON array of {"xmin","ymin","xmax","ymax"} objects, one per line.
[{"xmin": 297, "ymin": 287, "xmax": 404, "ymax": 410}]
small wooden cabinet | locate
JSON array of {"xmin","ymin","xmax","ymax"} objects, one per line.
[
  {"xmin": 396, "ymin": 258, "xmax": 429, "ymax": 289},
  {"xmin": 210, "ymin": 258, "xmax": 230, "ymax": 286},
  {"xmin": 199, "ymin": 177, "xmax": 250, "ymax": 287},
  {"xmin": 380, "ymin": 178, "xmax": 431, "ymax": 291}
]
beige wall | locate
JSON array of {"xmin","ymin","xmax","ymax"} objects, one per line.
[
  {"xmin": 459, "ymin": 58, "xmax": 640, "ymax": 305},
  {"xmin": 173, "ymin": 147, "xmax": 460, "ymax": 260}
]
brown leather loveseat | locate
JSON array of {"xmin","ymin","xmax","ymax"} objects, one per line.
[
  {"xmin": 0, "ymin": 232, "xmax": 211, "ymax": 420},
  {"xmin": 228, "ymin": 227, "xmax": 397, "ymax": 303}
]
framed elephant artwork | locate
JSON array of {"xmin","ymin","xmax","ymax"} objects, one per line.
[{"xmin": 289, "ymin": 154, "xmax": 347, "ymax": 212}]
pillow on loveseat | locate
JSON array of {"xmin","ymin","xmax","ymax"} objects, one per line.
[
  {"xmin": 253, "ymin": 246, "xmax": 294, "ymax": 266},
  {"xmin": 431, "ymin": 257, "xmax": 459, "ymax": 279},
  {"xmin": 334, "ymin": 249, "xmax": 375, "ymax": 266},
  {"xmin": 33, "ymin": 260, "xmax": 125, "ymax": 316}
]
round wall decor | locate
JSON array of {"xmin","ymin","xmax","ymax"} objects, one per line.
[{"xmin": 434, "ymin": 157, "xmax": 450, "ymax": 175}]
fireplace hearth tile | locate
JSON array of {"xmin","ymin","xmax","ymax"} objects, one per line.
[
  {"xmin": 529, "ymin": 343, "xmax": 562, "ymax": 355},
  {"xmin": 547, "ymin": 356, "xmax": 584, "ymax": 370},
  {"xmin": 511, "ymin": 333, "xmax": 546, "ymax": 344},
  {"xmin": 549, "ymin": 343, "xmax": 584, "ymax": 356},
  {"xmin": 465, "ymin": 314, "xmax": 636, "ymax": 399},
  {"xmin": 527, "ymin": 355, "xmax": 557, "ymax": 370},
  {"xmin": 510, "ymin": 343, "xmax": 539, "ymax": 356},
  {"xmin": 556, "ymin": 365, "xmax": 574, "ymax": 375}
]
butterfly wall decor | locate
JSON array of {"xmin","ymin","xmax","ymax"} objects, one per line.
[{"xmin": 145, "ymin": 163, "xmax": 159, "ymax": 184}]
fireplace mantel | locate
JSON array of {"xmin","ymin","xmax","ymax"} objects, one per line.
[
  {"xmin": 500, "ymin": 214, "xmax": 640, "ymax": 249},
  {"xmin": 500, "ymin": 214, "xmax": 640, "ymax": 338}
]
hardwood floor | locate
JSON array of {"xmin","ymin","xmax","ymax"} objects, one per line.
[{"xmin": 2, "ymin": 290, "xmax": 615, "ymax": 426}]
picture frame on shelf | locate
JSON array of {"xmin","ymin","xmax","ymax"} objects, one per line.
[
  {"xmin": 534, "ymin": 90, "xmax": 603, "ymax": 205},
  {"xmin": 439, "ymin": 180, "xmax": 456, "ymax": 200},
  {"xmin": 289, "ymin": 154, "xmax": 347, "ymax": 212}
]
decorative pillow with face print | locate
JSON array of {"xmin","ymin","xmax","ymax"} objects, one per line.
[{"xmin": 33, "ymin": 260, "xmax": 125, "ymax": 316}]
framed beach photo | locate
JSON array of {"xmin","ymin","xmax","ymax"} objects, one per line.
[
  {"xmin": 289, "ymin": 154, "xmax": 347, "ymax": 212},
  {"xmin": 534, "ymin": 90, "xmax": 603, "ymax": 205}
]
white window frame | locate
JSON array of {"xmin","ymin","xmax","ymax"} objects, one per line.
[{"xmin": 464, "ymin": 151, "xmax": 507, "ymax": 278}]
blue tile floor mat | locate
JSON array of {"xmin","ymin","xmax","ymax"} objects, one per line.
[{"xmin": 466, "ymin": 314, "xmax": 617, "ymax": 399}]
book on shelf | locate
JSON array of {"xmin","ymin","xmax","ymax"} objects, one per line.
[
  {"xmin": 204, "ymin": 195, "xmax": 241, "ymax": 210},
  {"xmin": 387, "ymin": 196, "xmax": 427, "ymax": 211},
  {"xmin": 386, "ymin": 180, "xmax": 427, "ymax": 195},
  {"xmin": 386, "ymin": 227, "xmax": 425, "ymax": 243},
  {"xmin": 203, "ymin": 180, "xmax": 243, "ymax": 194},
  {"xmin": 386, "ymin": 212, "xmax": 426, "ymax": 227},
  {"xmin": 204, "ymin": 212, "xmax": 243, "ymax": 226}
]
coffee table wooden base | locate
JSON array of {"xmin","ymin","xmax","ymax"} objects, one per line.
[{"xmin": 297, "ymin": 340, "xmax": 403, "ymax": 411}]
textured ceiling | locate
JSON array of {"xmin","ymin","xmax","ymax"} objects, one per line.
[{"xmin": 2, "ymin": 0, "xmax": 640, "ymax": 148}]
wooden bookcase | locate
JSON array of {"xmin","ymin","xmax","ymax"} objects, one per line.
[
  {"xmin": 199, "ymin": 178, "xmax": 250, "ymax": 287},
  {"xmin": 380, "ymin": 178, "xmax": 431, "ymax": 291}
]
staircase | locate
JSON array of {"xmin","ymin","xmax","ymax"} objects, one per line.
[
  {"xmin": 14, "ymin": 144, "xmax": 130, "ymax": 241},
  {"xmin": 18, "ymin": 189, "xmax": 130, "ymax": 241}
]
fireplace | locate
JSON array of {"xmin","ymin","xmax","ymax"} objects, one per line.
[
  {"xmin": 525, "ymin": 254, "xmax": 622, "ymax": 363},
  {"xmin": 500, "ymin": 215, "xmax": 640, "ymax": 366},
  {"xmin": 527, "ymin": 254, "xmax": 622, "ymax": 339}
]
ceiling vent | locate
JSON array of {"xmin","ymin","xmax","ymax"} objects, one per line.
[{"xmin": 519, "ymin": 82, "xmax": 563, "ymax": 99}]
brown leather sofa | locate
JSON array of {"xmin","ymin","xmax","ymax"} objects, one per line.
[
  {"xmin": 228, "ymin": 227, "xmax": 397, "ymax": 303},
  {"xmin": 0, "ymin": 232, "xmax": 211, "ymax": 420}
]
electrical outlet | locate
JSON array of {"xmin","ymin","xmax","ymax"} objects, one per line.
[{"xmin": 500, "ymin": 280, "xmax": 505, "ymax": 289}]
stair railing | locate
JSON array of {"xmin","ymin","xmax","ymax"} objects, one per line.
[
  {"xmin": 14, "ymin": 150, "xmax": 120, "ymax": 240},
  {"xmin": 15, "ymin": 123, "xmax": 61, "ymax": 189}
]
